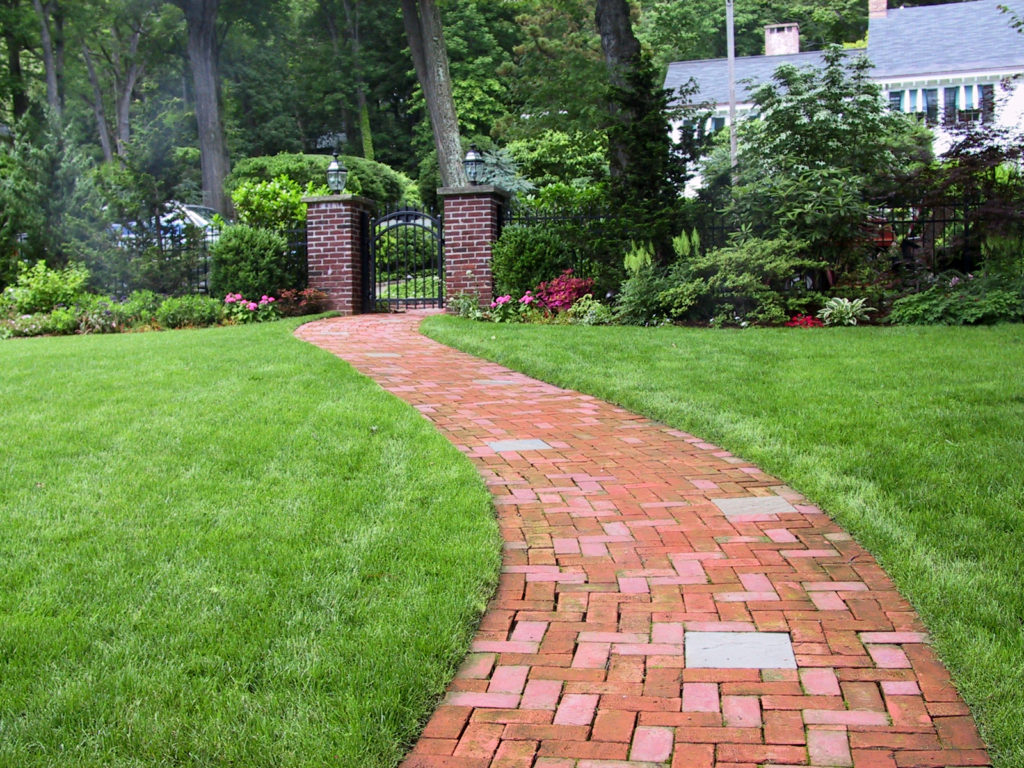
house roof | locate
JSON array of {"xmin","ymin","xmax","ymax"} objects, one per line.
[
  {"xmin": 665, "ymin": 51, "xmax": 832, "ymax": 106},
  {"xmin": 870, "ymin": 0, "xmax": 1024, "ymax": 80},
  {"xmin": 664, "ymin": 0, "xmax": 1024, "ymax": 107}
]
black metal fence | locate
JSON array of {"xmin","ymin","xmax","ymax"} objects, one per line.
[
  {"xmin": 501, "ymin": 199, "xmax": 1002, "ymax": 277},
  {"xmin": 92, "ymin": 224, "xmax": 307, "ymax": 298}
]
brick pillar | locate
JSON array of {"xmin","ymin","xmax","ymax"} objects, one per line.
[
  {"xmin": 303, "ymin": 194, "xmax": 376, "ymax": 314},
  {"xmin": 438, "ymin": 185, "xmax": 510, "ymax": 311}
]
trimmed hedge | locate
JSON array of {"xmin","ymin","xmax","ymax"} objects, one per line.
[
  {"xmin": 209, "ymin": 225, "xmax": 297, "ymax": 298},
  {"xmin": 226, "ymin": 153, "xmax": 417, "ymax": 207}
]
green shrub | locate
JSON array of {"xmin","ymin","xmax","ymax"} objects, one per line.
[
  {"xmin": 2, "ymin": 261, "xmax": 90, "ymax": 314},
  {"xmin": 231, "ymin": 176, "xmax": 327, "ymax": 231},
  {"xmin": 115, "ymin": 290, "xmax": 162, "ymax": 327},
  {"xmin": 566, "ymin": 294, "xmax": 614, "ymax": 325},
  {"xmin": 155, "ymin": 295, "xmax": 224, "ymax": 329},
  {"xmin": 209, "ymin": 225, "xmax": 295, "ymax": 298},
  {"xmin": 614, "ymin": 265, "xmax": 670, "ymax": 326},
  {"xmin": 46, "ymin": 307, "xmax": 80, "ymax": 335},
  {"xmin": 491, "ymin": 225, "xmax": 573, "ymax": 298},
  {"xmin": 657, "ymin": 236, "xmax": 825, "ymax": 326},
  {"xmin": 226, "ymin": 153, "xmax": 413, "ymax": 206},
  {"xmin": 889, "ymin": 273, "xmax": 1024, "ymax": 325}
]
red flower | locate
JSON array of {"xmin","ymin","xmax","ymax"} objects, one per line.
[{"xmin": 785, "ymin": 314, "xmax": 823, "ymax": 328}]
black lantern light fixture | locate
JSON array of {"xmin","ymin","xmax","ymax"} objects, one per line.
[
  {"xmin": 326, "ymin": 153, "xmax": 348, "ymax": 194},
  {"xmin": 463, "ymin": 145, "xmax": 483, "ymax": 186}
]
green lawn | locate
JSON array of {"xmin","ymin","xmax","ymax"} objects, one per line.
[
  {"xmin": 0, "ymin": 318, "xmax": 499, "ymax": 768},
  {"xmin": 422, "ymin": 316, "xmax": 1024, "ymax": 768}
]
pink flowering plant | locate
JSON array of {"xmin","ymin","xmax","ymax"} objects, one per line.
[
  {"xmin": 534, "ymin": 269, "xmax": 595, "ymax": 313},
  {"xmin": 785, "ymin": 314, "xmax": 824, "ymax": 327},
  {"xmin": 224, "ymin": 292, "xmax": 280, "ymax": 323},
  {"xmin": 488, "ymin": 291, "xmax": 536, "ymax": 323}
]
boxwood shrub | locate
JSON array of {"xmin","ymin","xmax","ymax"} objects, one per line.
[{"xmin": 209, "ymin": 225, "xmax": 295, "ymax": 298}]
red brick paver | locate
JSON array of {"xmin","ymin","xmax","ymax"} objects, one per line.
[{"xmin": 295, "ymin": 312, "xmax": 991, "ymax": 768}]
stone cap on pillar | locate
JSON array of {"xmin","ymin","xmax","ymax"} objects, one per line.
[
  {"xmin": 302, "ymin": 194, "xmax": 377, "ymax": 210},
  {"xmin": 437, "ymin": 185, "xmax": 511, "ymax": 202}
]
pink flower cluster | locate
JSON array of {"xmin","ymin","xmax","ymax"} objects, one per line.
[{"xmin": 225, "ymin": 293, "xmax": 275, "ymax": 311}]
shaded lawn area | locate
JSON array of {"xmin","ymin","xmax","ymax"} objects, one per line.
[
  {"xmin": 0, "ymin": 317, "xmax": 499, "ymax": 768},
  {"xmin": 422, "ymin": 315, "xmax": 1024, "ymax": 768}
]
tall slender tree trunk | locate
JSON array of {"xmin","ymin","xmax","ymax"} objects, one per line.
[
  {"xmin": 30, "ymin": 0, "xmax": 62, "ymax": 116},
  {"xmin": 595, "ymin": 0, "xmax": 641, "ymax": 180},
  {"xmin": 174, "ymin": 0, "xmax": 230, "ymax": 214},
  {"xmin": 82, "ymin": 44, "xmax": 115, "ymax": 162},
  {"xmin": 3, "ymin": 4, "xmax": 29, "ymax": 120},
  {"xmin": 339, "ymin": 0, "xmax": 374, "ymax": 161},
  {"xmin": 114, "ymin": 24, "xmax": 144, "ymax": 155},
  {"xmin": 401, "ymin": 0, "xmax": 466, "ymax": 187}
]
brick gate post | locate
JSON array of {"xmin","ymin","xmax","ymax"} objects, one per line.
[
  {"xmin": 438, "ymin": 185, "xmax": 510, "ymax": 311},
  {"xmin": 303, "ymin": 194, "xmax": 376, "ymax": 314}
]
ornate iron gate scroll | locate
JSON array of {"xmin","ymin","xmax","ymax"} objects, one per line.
[{"xmin": 363, "ymin": 207, "xmax": 444, "ymax": 311}]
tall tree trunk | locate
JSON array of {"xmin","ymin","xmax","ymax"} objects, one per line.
[
  {"xmin": 30, "ymin": 0, "xmax": 61, "ymax": 115},
  {"xmin": 174, "ymin": 0, "xmax": 230, "ymax": 214},
  {"xmin": 114, "ymin": 25, "xmax": 144, "ymax": 155},
  {"xmin": 82, "ymin": 44, "xmax": 115, "ymax": 162},
  {"xmin": 595, "ymin": 0, "xmax": 641, "ymax": 180},
  {"xmin": 401, "ymin": 0, "xmax": 466, "ymax": 187},
  {"xmin": 3, "ymin": 6, "xmax": 29, "ymax": 120},
  {"xmin": 340, "ymin": 0, "xmax": 374, "ymax": 160}
]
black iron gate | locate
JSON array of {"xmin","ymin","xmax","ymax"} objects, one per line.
[{"xmin": 363, "ymin": 207, "xmax": 444, "ymax": 311}]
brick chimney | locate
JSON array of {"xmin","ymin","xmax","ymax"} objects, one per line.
[
  {"xmin": 764, "ymin": 23, "xmax": 800, "ymax": 56},
  {"xmin": 869, "ymin": 0, "xmax": 887, "ymax": 18}
]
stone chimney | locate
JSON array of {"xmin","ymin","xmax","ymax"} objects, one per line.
[
  {"xmin": 764, "ymin": 23, "xmax": 800, "ymax": 56},
  {"xmin": 869, "ymin": 0, "xmax": 887, "ymax": 18}
]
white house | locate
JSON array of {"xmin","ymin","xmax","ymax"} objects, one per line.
[{"xmin": 665, "ymin": 0, "xmax": 1024, "ymax": 152}]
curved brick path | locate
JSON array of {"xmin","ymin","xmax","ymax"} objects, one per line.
[{"xmin": 295, "ymin": 312, "xmax": 990, "ymax": 768}]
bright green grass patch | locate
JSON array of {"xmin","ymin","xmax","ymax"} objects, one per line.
[
  {"xmin": 0, "ymin": 318, "xmax": 499, "ymax": 768},
  {"xmin": 423, "ymin": 316, "xmax": 1024, "ymax": 768}
]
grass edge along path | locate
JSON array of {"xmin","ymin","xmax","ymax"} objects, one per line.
[
  {"xmin": 421, "ymin": 315, "xmax": 1024, "ymax": 768},
  {"xmin": 0, "ymin": 316, "xmax": 500, "ymax": 768}
]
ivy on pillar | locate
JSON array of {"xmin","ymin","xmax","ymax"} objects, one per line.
[
  {"xmin": 303, "ymin": 194, "xmax": 376, "ymax": 314},
  {"xmin": 438, "ymin": 185, "xmax": 510, "ymax": 311}
]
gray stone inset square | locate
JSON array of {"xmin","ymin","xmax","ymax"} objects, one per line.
[
  {"xmin": 685, "ymin": 631, "xmax": 796, "ymax": 669},
  {"xmin": 713, "ymin": 496, "xmax": 796, "ymax": 517},
  {"xmin": 365, "ymin": 352, "xmax": 401, "ymax": 358},
  {"xmin": 488, "ymin": 438, "xmax": 552, "ymax": 453},
  {"xmin": 475, "ymin": 379, "xmax": 520, "ymax": 386}
]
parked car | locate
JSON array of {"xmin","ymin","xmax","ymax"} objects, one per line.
[
  {"xmin": 113, "ymin": 202, "xmax": 223, "ymax": 247},
  {"xmin": 161, "ymin": 203, "xmax": 222, "ymax": 244}
]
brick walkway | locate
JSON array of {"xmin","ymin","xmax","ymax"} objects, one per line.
[{"xmin": 295, "ymin": 312, "xmax": 990, "ymax": 768}]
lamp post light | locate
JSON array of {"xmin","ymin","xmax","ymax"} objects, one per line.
[
  {"xmin": 463, "ymin": 145, "xmax": 483, "ymax": 185},
  {"xmin": 326, "ymin": 153, "xmax": 348, "ymax": 194}
]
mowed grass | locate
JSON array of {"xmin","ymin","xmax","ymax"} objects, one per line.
[
  {"xmin": 0, "ymin": 318, "xmax": 499, "ymax": 768},
  {"xmin": 423, "ymin": 316, "xmax": 1024, "ymax": 768}
]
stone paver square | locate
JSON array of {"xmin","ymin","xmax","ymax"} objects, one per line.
[
  {"xmin": 686, "ymin": 631, "xmax": 797, "ymax": 669},
  {"xmin": 713, "ymin": 496, "xmax": 796, "ymax": 517},
  {"xmin": 487, "ymin": 438, "xmax": 552, "ymax": 453}
]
